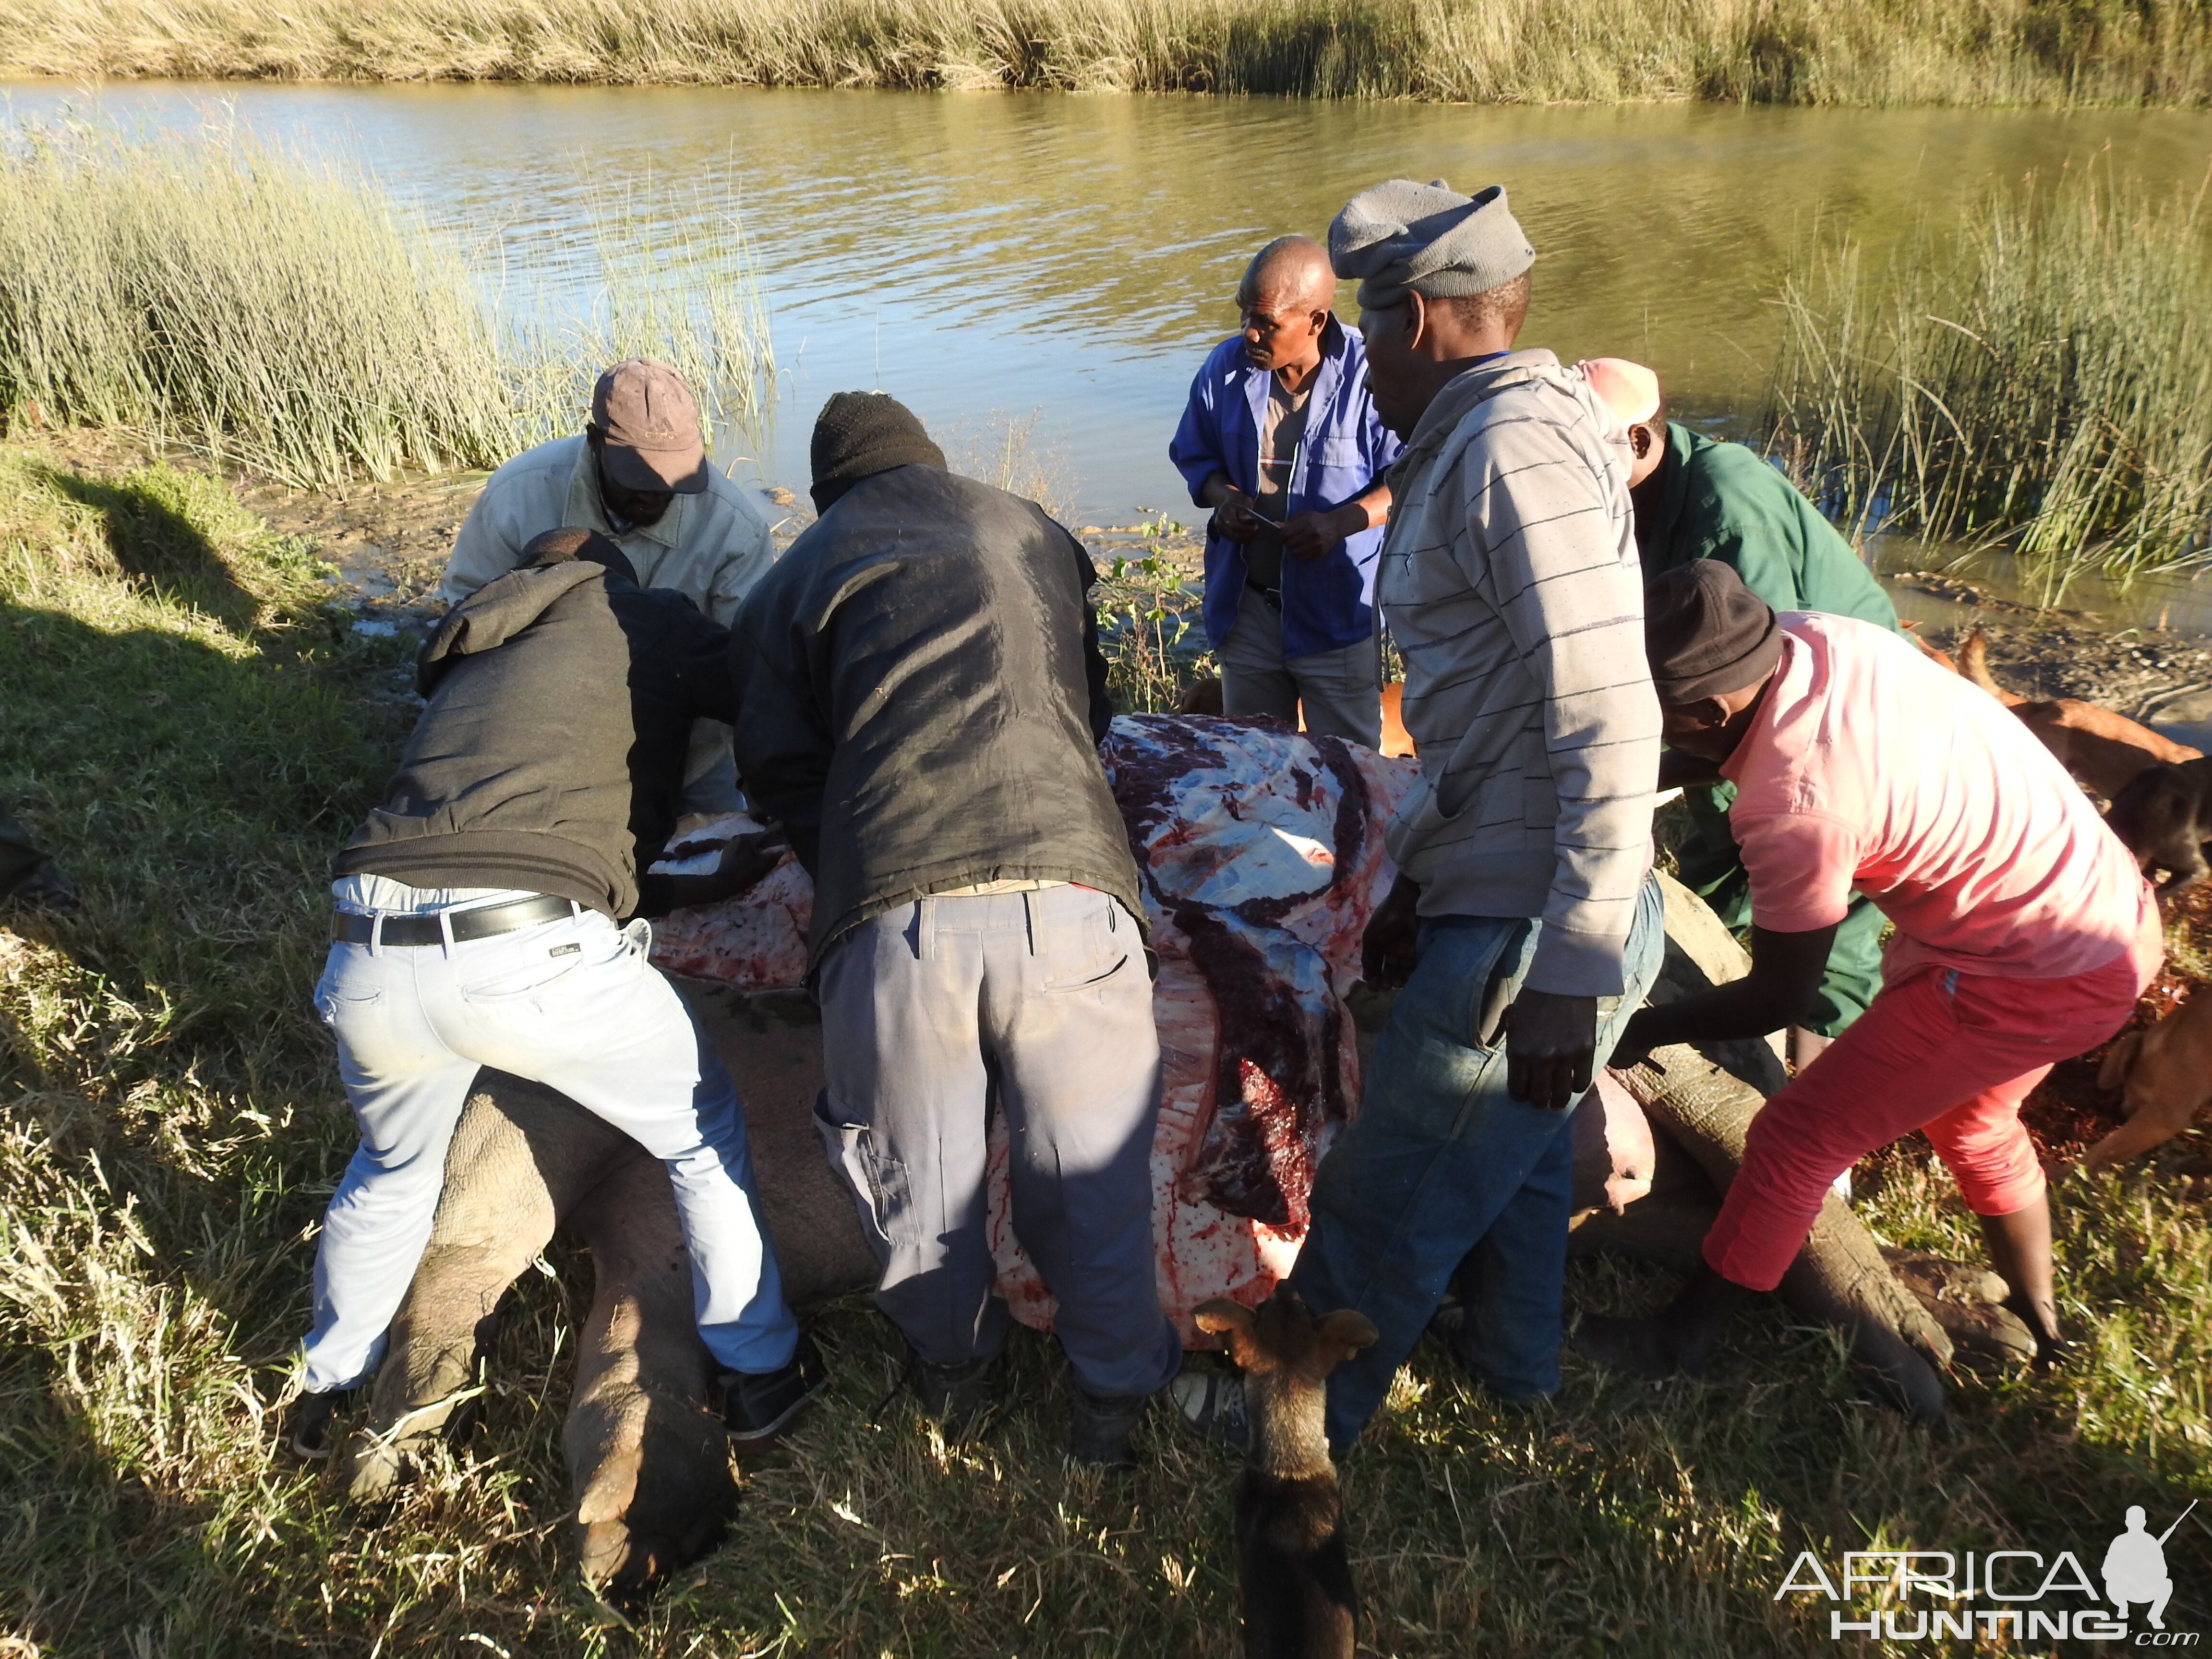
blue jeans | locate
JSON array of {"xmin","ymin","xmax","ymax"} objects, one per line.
[
  {"xmin": 301, "ymin": 876, "xmax": 799, "ymax": 1392},
  {"xmin": 1289, "ymin": 875, "xmax": 1665, "ymax": 1449}
]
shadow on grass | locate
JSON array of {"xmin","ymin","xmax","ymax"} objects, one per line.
[{"xmin": 30, "ymin": 462, "xmax": 262, "ymax": 632}]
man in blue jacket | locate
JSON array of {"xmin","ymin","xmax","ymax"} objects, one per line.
[{"xmin": 1170, "ymin": 235, "xmax": 1401, "ymax": 748}]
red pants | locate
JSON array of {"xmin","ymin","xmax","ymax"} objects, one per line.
[{"xmin": 1704, "ymin": 913, "xmax": 2158, "ymax": 1293}]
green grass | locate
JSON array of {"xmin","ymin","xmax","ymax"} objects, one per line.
[
  {"xmin": 1764, "ymin": 160, "xmax": 2212, "ymax": 598},
  {"xmin": 2, "ymin": 445, "xmax": 2208, "ymax": 1654},
  {"xmin": 12, "ymin": 0, "xmax": 2212, "ymax": 103},
  {"xmin": 0, "ymin": 124, "xmax": 773, "ymax": 489}
]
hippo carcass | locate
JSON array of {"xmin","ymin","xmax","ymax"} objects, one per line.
[{"xmin": 338, "ymin": 718, "xmax": 2023, "ymax": 1592}]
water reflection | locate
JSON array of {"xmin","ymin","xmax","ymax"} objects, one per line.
[{"xmin": 6, "ymin": 82, "xmax": 2211, "ymax": 519}]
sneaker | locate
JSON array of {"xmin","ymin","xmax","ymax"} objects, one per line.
[
  {"xmin": 1167, "ymin": 1369, "xmax": 1250, "ymax": 1453},
  {"xmin": 1069, "ymin": 1385, "xmax": 1152, "ymax": 1468},
  {"xmin": 283, "ymin": 1386, "xmax": 356, "ymax": 1461},
  {"xmin": 910, "ymin": 1351, "xmax": 996, "ymax": 1441},
  {"xmin": 721, "ymin": 1331, "xmax": 829, "ymax": 1451}
]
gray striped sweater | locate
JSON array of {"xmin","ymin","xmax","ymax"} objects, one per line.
[{"xmin": 1378, "ymin": 349, "xmax": 1659, "ymax": 997}]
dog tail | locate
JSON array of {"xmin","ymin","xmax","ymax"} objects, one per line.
[
  {"xmin": 1957, "ymin": 625, "xmax": 2023, "ymax": 705},
  {"xmin": 2097, "ymin": 1028, "xmax": 2144, "ymax": 1092},
  {"xmin": 1903, "ymin": 622, "xmax": 1959, "ymax": 676}
]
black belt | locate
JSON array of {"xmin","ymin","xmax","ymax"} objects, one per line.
[
  {"xmin": 1247, "ymin": 581, "xmax": 1283, "ymax": 608},
  {"xmin": 330, "ymin": 893, "xmax": 577, "ymax": 947}
]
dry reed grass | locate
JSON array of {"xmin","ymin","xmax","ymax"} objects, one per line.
[
  {"xmin": 1, "ymin": 447, "xmax": 2206, "ymax": 1654},
  {"xmin": 0, "ymin": 123, "xmax": 774, "ymax": 488},
  {"xmin": 8, "ymin": 0, "xmax": 2212, "ymax": 105}
]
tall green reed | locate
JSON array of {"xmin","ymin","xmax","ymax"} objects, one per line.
[
  {"xmin": 0, "ymin": 122, "xmax": 775, "ymax": 487},
  {"xmin": 1765, "ymin": 161, "xmax": 2212, "ymax": 597}
]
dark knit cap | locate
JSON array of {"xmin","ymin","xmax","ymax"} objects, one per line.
[
  {"xmin": 809, "ymin": 391, "xmax": 948, "ymax": 511},
  {"xmin": 1643, "ymin": 560, "xmax": 1783, "ymax": 704},
  {"xmin": 520, "ymin": 526, "xmax": 638, "ymax": 585}
]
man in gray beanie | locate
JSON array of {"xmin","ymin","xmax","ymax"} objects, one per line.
[
  {"xmin": 1212, "ymin": 179, "xmax": 1665, "ymax": 1450},
  {"xmin": 731, "ymin": 393, "xmax": 1180, "ymax": 1467}
]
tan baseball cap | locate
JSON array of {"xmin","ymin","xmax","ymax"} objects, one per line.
[
  {"xmin": 1577, "ymin": 357, "xmax": 1661, "ymax": 425},
  {"xmin": 590, "ymin": 360, "xmax": 709, "ymax": 494}
]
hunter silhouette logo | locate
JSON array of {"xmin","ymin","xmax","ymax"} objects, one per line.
[
  {"xmin": 2106, "ymin": 1503, "xmax": 2195, "ymax": 1632},
  {"xmin": 1774, "ymin": 1501, "xmax": 2201, "ymax": 1643}
]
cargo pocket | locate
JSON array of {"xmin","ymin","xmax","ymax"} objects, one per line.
[{"xmin": 813, "ymin": 1092, "xmax": 905, "ymax": 1268}]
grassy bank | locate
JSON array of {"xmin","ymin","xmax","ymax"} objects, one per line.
[
  {"xmin": 10, "ymin": 0, "xmax": 2212, "ymax": 104},
  {"xmin": 2, "ymin": 442, "xmax": 2208, "ymax": 1653},
  {"xmin": 0, "ymin": 125, "xmax": 772, "ymax": 488},
  {"xmin": 1765, "ymin": 161, "xmax": 2212, "ymax": 595}
]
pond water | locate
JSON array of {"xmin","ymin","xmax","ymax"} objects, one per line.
[{"xmin": 7, "ymin": 82, "xmax": 2212, "ymax": 532}]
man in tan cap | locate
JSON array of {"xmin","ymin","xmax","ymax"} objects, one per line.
[{"xmin": 439, "ymin": 361, "xmax": 775, "ymax": 811}]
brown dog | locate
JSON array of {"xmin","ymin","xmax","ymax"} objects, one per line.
[
  {"xmin": 1958, "ymin": 625, "xmax": 2200, "ymax": 800},
  {"xmin": 2090, "ymin": 989, "xmax": 2212, "ymax": 1171},
  {"xmin": 1194, "ymin": 1287, "xmax": 1378, "ymax": 1659},
  {"xmin": 2104, "ymin": 757, "xmax": 2212, "ymax": 897}
]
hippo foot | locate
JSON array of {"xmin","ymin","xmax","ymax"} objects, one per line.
[
  {"xmin": 580, "ymin": 1508, "xmax": 734, "ymax": 1606},
  {"xmin": 1879, "ymin": 1250, "xmax": 2041, "ymax": 1370},
  {"xmin": 339, "ymin": 1386, "xmax": 483, "ymax": 1502}
]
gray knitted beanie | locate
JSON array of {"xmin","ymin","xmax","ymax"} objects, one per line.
[
  {"xmin": 1328, "ymin": 178, "xmax": 1536, "ymax": 310},
  {"xmin": 809, "ymin": 391, "xmax": 948, "ymax": 511}
]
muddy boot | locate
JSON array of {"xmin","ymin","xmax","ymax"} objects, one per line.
[
  {"xmin": 1068, "ymin": 1385, "xmax": 1150, "ymax": 1469},
  {"xmin": 1575, "ymin": 1263, "xmax": 1754, "ymax": 1380},
  {"xmin": 1979, "ymin": 1198, "xmax": 2068, "ymax": 1370},
  {"xmin": 906, "ymin": 1349, "xmax": 996, "ymax": 1442}
]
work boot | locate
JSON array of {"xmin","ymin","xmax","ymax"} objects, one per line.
[
  {"xmin": 1, "ymin": 860, "xmax": 77, "ymax": 915},
  {"xmin": 909, "ymin": 1350, "xmax": 996, "ymax": 1442},
  {"xmin": 721, "ymin": 1331, "xmax": 829, "ymax": 1451},
  {"xmin": 283, "ymin": 1386, "xmax": 358, "ymax": 1462},
  {"xmin": 1069, "ymin": 1385, "xmax": 1152, "ymax": 1468}
]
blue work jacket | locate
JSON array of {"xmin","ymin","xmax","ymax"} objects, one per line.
[{"xmin": 1168, "ymin": 316, "xmax": 1402, "ymax": 661}]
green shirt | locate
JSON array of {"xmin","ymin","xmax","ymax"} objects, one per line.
[{"xmin": 1635, "ymin": 422, "xmax": 1899, "ymax": 632}]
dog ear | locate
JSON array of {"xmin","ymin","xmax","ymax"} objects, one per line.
[
  {"xmin": 2098, "ymin": 1030, "xmax": 2143, "ymax": 1092},
  {"xmin": 1315, "ymin": 1309, "xmax": 1379, "ymax": 1358},
  {"xmin": 1193, "ymin": 1298, "xmax": 1256, "ymax": 1337}
]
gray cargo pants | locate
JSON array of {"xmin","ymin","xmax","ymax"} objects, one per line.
[{"xmin": 815, "ymin": 884, "xmax": 1181, "ymax": 1401}]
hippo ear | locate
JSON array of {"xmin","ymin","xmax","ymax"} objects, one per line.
[
  {"xmin": 1194, "ymin": 1298, "xmax": 1256, "ymax": 1336},
  {"xmin": 1316, "ymin": 1309, "xmax": 1379, "ymax": 1358}
]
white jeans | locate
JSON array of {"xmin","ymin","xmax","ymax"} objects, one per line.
[{"xmin": 300, "ymin": 876, "xmax": 797, "ymax": 1392}]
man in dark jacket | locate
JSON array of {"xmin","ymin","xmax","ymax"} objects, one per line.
[
  {"xmin": 289, "ymin": 529, "xmax": 821, "ymax": 1460},
  {"xmin": 732, "ymin": 393, "xmax": 1179, "ymax": 1466}
]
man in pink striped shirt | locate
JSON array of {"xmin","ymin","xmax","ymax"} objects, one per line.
[{"xmin": 1583, "ymin": 561, "xmax": 2158, "ymax": 1382}]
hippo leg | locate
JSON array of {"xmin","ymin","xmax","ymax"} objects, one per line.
[
  {"xmin": 1575, "ymin": 873, "xmax": 1956, "ymax": 1419},
  {"xmin": 1616, "ymin": 1046, "xmax": 1954, "ymax": 1421},
  {"xmin": 341, "ymin": 1073, "xmax": 604, "ymax": 1499},
  {"xmin": 562, "ymin": 1142, "xmax": 736, "ymax": 1599}
]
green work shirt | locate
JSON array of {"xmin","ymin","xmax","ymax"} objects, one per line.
[{"xmin": 1635, "ymin": 422, "xmax": 1899, "ymax": 632}]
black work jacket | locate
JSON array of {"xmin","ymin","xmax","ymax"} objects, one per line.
[
  {"xmin": 336, "ymin": 553, "xmax": 735, "ymax": 917},
  {"xmin": 729, "ymin": 464, "xmax": 1141, "ymax": 966}
]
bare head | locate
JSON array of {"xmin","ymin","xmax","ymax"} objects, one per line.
[
  {"xmin": 1236, "ymin": 234, "xmax": 1336, "ymax": 377},
  {"xmin": 1642, "ymin": 559, "xmax": 1785, "ymax": 764}
]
